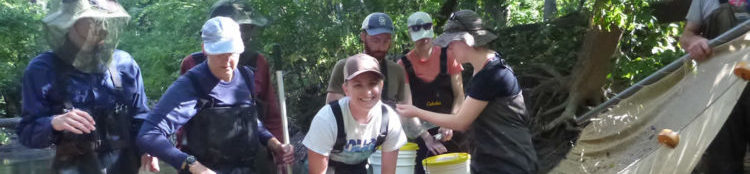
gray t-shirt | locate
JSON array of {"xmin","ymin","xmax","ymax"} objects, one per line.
[{"xmin": 686, "ymin": 0, "xmax": 749, "ymax": 23}]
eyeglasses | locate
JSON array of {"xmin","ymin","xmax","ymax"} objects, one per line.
[{"xmin": 409, "ymin": 23, "xmax": 433, "ymax": 32}]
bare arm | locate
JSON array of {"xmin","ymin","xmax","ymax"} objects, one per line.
[
  {"xmin": 397, "ymin": 97, "xmax": 488, "ymax": 131},
  {"xmin": 450, "ymin": 73, "xmax": 464, "ymax": 114},
  {"xmin": 680, "ymin": 22, "xmax": 712, "ymax": 61},
  {"xmin": 380, "ymin": 150, "xmax": 399, "ymax": 174},
  {"xmin": 307, "ymin": 149, "xmax": 329, "ymax": 174}
]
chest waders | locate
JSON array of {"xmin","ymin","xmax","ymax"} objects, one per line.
[
  {"xmin": 180, "ymin": 66, "xmax": 260, "ymax": 173},
  {"xmin": 400, "ymin": 47, "xmax": 454, "ymax": 114},
  {"xmin": 402, "ymin": 48, "xmax": 469, "ymax": 174},
  {"xmin": 700, "ymin": 0, "xmax": 738, "ymax": 40},
  {"xmin": 48, "ymin": 53, "xmax": 140, "ymax": 174},
  {"xmin": 326, "ymin": 100, "xmax": 389, "ymax": 174},
  {"xmin": 191, "ymin": 52, "xmax": 268, "ymax": 120}
]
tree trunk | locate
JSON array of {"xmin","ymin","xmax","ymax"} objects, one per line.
[
  {"xmin": 543, "ymin": 0, "xmax": 557, "ymax": 20},
  {"xmin": 544, "ymin": 0, "xmax": 624, "ymax": 129}
]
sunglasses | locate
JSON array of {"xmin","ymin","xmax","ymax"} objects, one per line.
[{"xmin": 409, "ymin": 23, "xmax": 433, "ymax": 32}]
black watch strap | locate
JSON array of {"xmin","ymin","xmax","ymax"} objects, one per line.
[{"xmin": 182, "ymin": 155, "xmax": 197, "ymax": 171}]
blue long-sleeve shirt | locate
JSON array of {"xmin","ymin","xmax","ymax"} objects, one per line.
[
  {"xmin": 136, "ymin": 62, "xmax": 274, "ymax": 169},
  {"xmin": 17, "ymin": 50, "xmax": 150, "ymax": 148}
]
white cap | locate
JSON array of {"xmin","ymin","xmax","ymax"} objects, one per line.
[
  {"xmin": 407, "ymin": 12, "xmax": 434, "ymax": 42},
  {"xmin": 201, "ymin": 17, "xmax": 245, "ymax": 55}
]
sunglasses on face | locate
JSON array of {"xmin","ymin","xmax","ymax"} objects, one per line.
[{"xmin": 409, "ymin": 23, "xmax": 433, "ymax": 32}]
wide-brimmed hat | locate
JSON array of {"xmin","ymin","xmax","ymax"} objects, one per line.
[
  {"xmin": 433, "ymin": 10, "xmax": 497, "ymax": 47},
  {"xmin": 43, "ymin": 0, "xmax": 130, "ymax": 51},
  {"xmin": 407, "ymin": 12, "xmax": 434, "ymax": 42},
  {"xmin": 344, "ymin": 53, "xmax": 384, "ymax": 81},
  {"xmin": 209, "ymin": 0, "xmax": 268, "ymax": 27},
  {"xmin": 201, "ymin": 17, "xmax": 244, "ymax": 55}
]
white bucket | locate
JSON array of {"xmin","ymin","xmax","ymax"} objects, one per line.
[
  {"xmin": 368, "ymin": 142, "xmax": 419, "ymax": 174},
  {"xmin": 422, "ymin": 153, "xmax": 471, "ymax": 174}
]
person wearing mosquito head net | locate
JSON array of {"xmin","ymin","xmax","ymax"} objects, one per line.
[
  {"xmin": 16, "ymin": 0, "xmax": 155, "ymax": 174},
  {"xmin": 396, "ymin": 10, "xmax": 538, "ymax": 174}
]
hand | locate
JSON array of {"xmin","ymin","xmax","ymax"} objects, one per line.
[
  {"xmin": 686, "ymin": 37, "xmax": 712, "ymax": 61},
  {"xmin": 189, "ymin": 161, "xmax": 215, "ymax": 174},
  {"xmin": 140, "ymin": 154, "xmax": 160, "ymax": 173},
  {"xmin": 51, "ymin": 109, "xmax": 96, "ymax": 134},
  {"xmin": 395, "ymin": 104, "xmax": 419, "ymax": 118},
  {"xmin": 438, "ymin": 127, "xmax": 453, "ymax": 142},
  {"xmin": 271, "ymin": 143, "xmax": 295, "ymax": 165},
  {"xmin": 422, "ymin": 133, "xmax": 447, "ymax": 155}
]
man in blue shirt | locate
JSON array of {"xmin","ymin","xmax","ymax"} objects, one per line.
[
  {"xmin": 136, "ymin": 17, "xmax": 294, "ymax": 174},
  {"xmin": 16, "ymin": 0, "xmax": 152, "ymax": 173}
]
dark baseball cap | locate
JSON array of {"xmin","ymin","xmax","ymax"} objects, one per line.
[
  {"xmin": 361, "ymin": 12, "xmax": 394, "ymax": 36},
  {"xmin": 344, "ymin": 53, "xmax": 384, "ymax": 81}
]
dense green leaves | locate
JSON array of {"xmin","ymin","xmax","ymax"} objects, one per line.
[
  {"xmin": 0, "ymin": 0, "xmax": 46, "ymax": 118},
  {"xmin": 0, "ymin": 0, "xmax": 687, "ymax": 133}
]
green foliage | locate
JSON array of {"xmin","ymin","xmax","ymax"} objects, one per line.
[
  {"xmin": 613, "ymin": 22, "xmax": 684, "ymax": 87},
  {"xmin": 0, "ymin": 0, "xmax": 687, "ymax": 133},
  {"xmin": 0, "ymin": 0, "xmax": 46, "ymax": 117},
  {"xmin": 590, "ymin": 0, "xmax": 655, "ymax": 31},
  {"xmin": 494, "ymin": 12, "xmax": 588, "ymax": 76},
  {"xmin": 119, "ymin": 0, "xmax": 213, "ymax": 99},
  {"xmin": 0, "ymin": 127, "xmax": 9, "ymax": 145}
]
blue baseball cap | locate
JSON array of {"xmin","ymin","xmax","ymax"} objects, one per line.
[{"xmin": 361, "ymin": 12, "xmax": 394, "ymax": 35}]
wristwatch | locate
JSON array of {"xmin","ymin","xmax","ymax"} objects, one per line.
[{"xmin": 181, "ymin": 155, "xmax": 197, "ymax": 171}]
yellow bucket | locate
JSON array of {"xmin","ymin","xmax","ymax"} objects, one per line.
[
  {"xmin": 369, "ymin": 142, "xmax": 419, "ymax": 174},
  {"xmin": 422, "ymin": 153, "xmax": 471, "ymax": 174}
]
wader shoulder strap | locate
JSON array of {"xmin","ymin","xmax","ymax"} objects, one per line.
[
  {"xmin": 185, "ymin": 72, "xmax": 214, "ymax": 108},
  {"xmin": 330, "ymin": 101, "xmax": 390, "ymax": 153},
  {"xmin": 440, "ymin": 47, "xmax": 448, "ymax": 75},
  {"xmin": 375, "ymin": 105, "xmax": 388, "ymax": 148},
  {"xmin": 329, "ymin": 100, "xmax": 347, "ymax": 153},
  {"xmin": 400, "ymin": 56, "xmax": 418, "ymax": 86},
  {"xmin": 380, "ymin": 60, "xmax": 389, "ymax": 100}
]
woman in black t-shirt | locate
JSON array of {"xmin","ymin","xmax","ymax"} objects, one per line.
[{"xmin": 396, "ymin": 10, "xmax": 538, "ymax": 174}]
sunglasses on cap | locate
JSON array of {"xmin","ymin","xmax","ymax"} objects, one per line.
[
  {"xmin": 409, "ymin": 23, "xmax": 433, "ymax": 32},
  {"xmin": 449, "ymin": 12, "xmax": 481, "ymax": 31}
]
